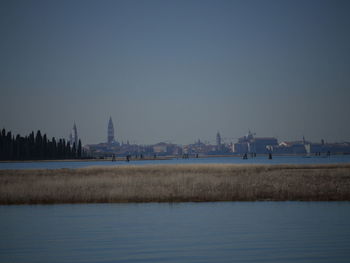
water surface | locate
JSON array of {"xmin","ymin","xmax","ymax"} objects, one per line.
[
  {"xmin": 1, "ymin": 155, "xmax": 350, "ymax": 169},
  {"xmin": 1, "ymin": 202, "xmax": 350, "ymax": 263}
]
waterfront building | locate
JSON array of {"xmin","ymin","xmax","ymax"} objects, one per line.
[
  {"xmin": 275, "ymin": 141, "xmax": 307, "ymax": 154},
  {"xmin": 183, "ymin": 138, "xmax": 232, "ymax": 156},
  {"xmin": 233, "ymin": 131, "xmax": 278, "ymax": 154},
  {"xmin": 216, "ymin": 131, "xmax": 222, "ymax": 152},
  {"xmin": 305, "ymin": 141, "xmax": 350, "ymax": 155},
  {"xmin": 153, "ymin": 142, "xmax": 168, "ymax": 154},
  {"xmin": 183, "ymin": 140, "xmax": 215, "ymax": 155},
  {"xmin": 249, "ymin": 137, "xmax": 278, "ymax": 154},
  {"xmin": 216, "ymin": 132, "xmax": 221, "ymax": 146},
  {"xmin": 153, "ymin": 142, "xmax": 182, "ymax": 156}
]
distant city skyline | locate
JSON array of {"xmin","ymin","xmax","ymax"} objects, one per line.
[
  {"xmin": 0, "ymin": 117, "xmax": 348, "ymax": 146},
  {"xmin": 72, "ymin": 117, "xmax": 347, "ymax": 146},
  {"xmin": 1, "ymin": 0, "xmax": 350, "ymax": 145}
]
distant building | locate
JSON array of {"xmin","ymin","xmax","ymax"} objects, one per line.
[
  {"xmin": 272, "ymin": 139, "xmax": 309, "ymax": 155},
  {"xmin": 183, "ymin": 136, "xmax": 233, "ymax": 156},
  {"xmin": 216, "ymin": 131, "xmax": 222, "ymax": 152},
  {"xmin": 107, "ymin": 116, "xmax": 115, "ymax": 144},
  {"xmin": 233, "ymin": 131, "xmax": 278, "ymax": 154},
  {"xmin": 153, "ymin": 142, "xmax": 182, "ymax": 156},
  {"xmin": 153, "ymin": 142, "xmax": 168, "ymax": 154},
  {"xmin": 69, "ymin": 122, "xmax": 78, "ymax": 147},
  {"xmin": 305, "ymin": 141, "xmax": 350, "ymax": 155},
  {"xmin": 249, "ymin": 137, "xmax": 278, "ymax": 154},
  {"xmin": 216, "ymin": 132, "xmax": 221, "ymax": 146},
  {"xmin": 327, "ymin": 142, "xmax": 350, "ymax": 154},
  {"xmin": 276, "ymin": 140, "xmax": 350, "ymax": 155},
  {"xmin": 232, "ymin": 142, "xmax": 248, "ymax": 154},
  {"xmin": 184, "ymin": 139, "xmax": 215, "ymax": 155}
]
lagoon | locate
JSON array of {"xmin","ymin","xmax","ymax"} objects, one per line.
[
  {"xmin": 1, "ymin": 155, "xmax": 350, "ymax": 170},
  {"xmin": 1, "ymin": 202, "xmax": 350, "ymax": 263}
]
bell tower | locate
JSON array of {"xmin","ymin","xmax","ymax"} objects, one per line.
[{"xmin": 107, "ymin": 117, "xmax": 115, "ymax": 144}]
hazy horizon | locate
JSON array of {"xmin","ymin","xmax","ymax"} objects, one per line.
[{"xmin": 1, "ymin": 0, "xmax": 350, "ymax": 145}]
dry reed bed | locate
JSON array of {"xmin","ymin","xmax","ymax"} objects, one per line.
[{"xmin": 1, "ymin": 164, "xmax": 350, "ymax": 204}]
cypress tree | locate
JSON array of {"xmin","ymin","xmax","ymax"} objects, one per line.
[
  {"xmin": 66, "ymin": 142, "xmax": 71, "ymax": 159},
  {"xmin": 24, "ymin": 136, "xmax": 30, "ymax": 160},
  {"xmin": 0, "ymin": 129, "xmax": 82, "ymax": 160},
  {"xmin": 62, "ymin": 139, "xmax": 66, "ymax": 159},
  {"xmin": 43, "ymin": 134, "xmax": 48, "ymax": 159},
  {"xmin": 0, "ymin": 129, "xmax": 3, "ymax": 160},
  {"xmin": 77, "ymin": 139, "xmax": 82, "ymax": 159},
  {"xmin": 72, "ymin": 142, "xmax": 76, "ymax": 159},
  {"xmin": 6, "ymin": 131, "xmax": 12, "ymax": 160},
  {"xmin": 29, "ymin": 132, "xmax": 35, "ymax": 159},
  {"xmin": 35, "ymin": 130, "xmax": 44, "ymax": 159},
  {"xmin": 52, "ymin": 137, "xmax": 57, "ymax": 159},
  {"xmin": 47, "ymin": 139, "xmax": 53, "ymax": 159},
  {"xmin": 58, "ymin": 139, "xmax": 63, "ymax": 159},
  {"xmin": 14, "ymin": 134, "xmax": 20, "ymax": 160}
]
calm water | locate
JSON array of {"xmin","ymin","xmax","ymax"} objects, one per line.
[
  {"xmin": 1, "ymin": 202, "xmax": 350, "ymax": 263},
  {"xmin": 1, "ymin": 155, "xmax": 350, "ymax": 169}
]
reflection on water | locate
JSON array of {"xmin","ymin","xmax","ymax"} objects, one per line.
[
  {"xmin": 1, "ymin": 155, "xmax": 350, "ymax": 169},
  {"xmin": 1, "ymin": 202, "xmax": 350, "ymax": 263}
]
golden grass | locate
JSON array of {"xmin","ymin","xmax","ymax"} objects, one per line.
[{"xmin": 1, "ymin": 164, "xmax": 350, "ymax": 204}]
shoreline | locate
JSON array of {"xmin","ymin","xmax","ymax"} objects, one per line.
[
  {"xmin": 0, "ymin": 157, "xmax": 174, "ymax": 163},
  {"xmin": 1, "ymin": 163, "xmax": 350, "ymax": 204},
  {"xmin": 0, "ymin": 153, "xmax": 348, "ymax": 164}
]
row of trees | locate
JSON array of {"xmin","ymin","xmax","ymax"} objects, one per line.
[{"xmin": 0, "ymin": 129, "xmax": 86, "ymax": 161}]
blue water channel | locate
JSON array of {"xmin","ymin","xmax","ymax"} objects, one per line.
[
  {"xmin": 1, "ymin": 202, "xmax": 350, "ymax": 263},
  {"xmin": 1, "ymin": 155, "xmax": 350, "ymax": 170}
]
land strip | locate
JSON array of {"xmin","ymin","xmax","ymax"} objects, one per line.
[{"xmin": 1, "ymin": 164, "xmax": 350, "ymax": 204}]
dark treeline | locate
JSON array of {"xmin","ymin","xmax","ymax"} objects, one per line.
[{"xmin": 0, "ymin": 128, "xmax": 86, "ymax": 161}]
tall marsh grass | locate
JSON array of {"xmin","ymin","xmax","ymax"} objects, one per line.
[{"xmin": 1, "ymin": 164, "xmax": 350, "ymax": 204}]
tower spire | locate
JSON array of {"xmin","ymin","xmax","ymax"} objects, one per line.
[
  {"xmin": 108, "ymin": 116, "xmax": 115, "ymax": 144},
  {"xmin": 70, "ymin": 122, "xmax": 78, "ymax": 147}
]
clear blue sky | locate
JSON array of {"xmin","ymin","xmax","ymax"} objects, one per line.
[{"xmin": 1, "ymin": 0, "xmax": 350, "ymax": 144}]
